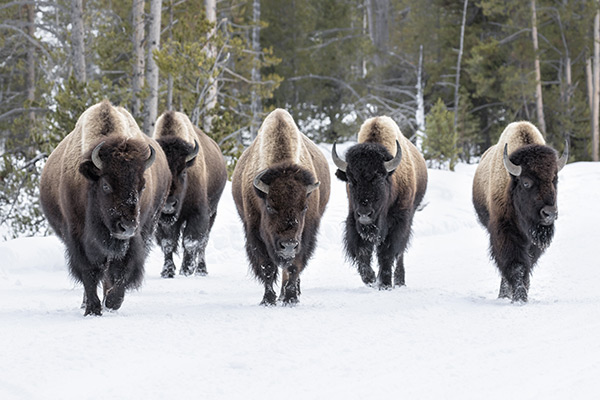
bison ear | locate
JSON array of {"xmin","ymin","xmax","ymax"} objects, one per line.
[
  {"xmin": 335, "ymin": 169, "xmax": 347, "ymax": 182},
  {"xmin": 79, "ymin": 160, "xmax": 101, "ymax": 181}
]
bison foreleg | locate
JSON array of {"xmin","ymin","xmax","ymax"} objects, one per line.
[
  {"xmin": 182, "ymin": 213, "xmax": 210, "ymax": 276},
  {"xmin": 80, "ymin": 267, "xmax": 103, "ymax": 316},
  {"xmin": 156, "ymin": 221, "xmax": 181, "ymax": 278},
  {"xmin": 104, "ymin": 236, "xmax": 145, "ymax": 311},
  {"xmin": 498, "ymin": 277, "xmax": 512, "ymax": 299},
  {"xmin": 280, "ymin": 263, "xmax": 302, "ymax": 305},
  {"xmin": 346, "ymin": 224, "xmax": 376, "ymax": 286}
]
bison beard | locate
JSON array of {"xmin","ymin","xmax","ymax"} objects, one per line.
[{"xmin": 530, "ymin": 224, "xmax": 555, "ymax": 251}]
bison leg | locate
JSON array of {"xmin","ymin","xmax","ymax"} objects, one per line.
[
  {"xmin": 245, "ymin": 229, "xmax": 278, "ymax": 305},
  {"xmin": 181, "ymin": 212, "xmax": 210, "ymax": 276},
  {"xmin": 80, "ymin": 267, "xmax": 103, "ymax": 316},
  {"xmin": 345, "ymin": 223, "xmax": 376, "ymax": 286},
  {"xmin": 393, "ymin": 253, "xmax": 405, "ymax": 287},
  {"xmin": 280, "ymin": 263, "xmax": 302, "ymax": 304},
  {"xmin": 156, "ymin": 221, "xmax": 181, "ymax": 278},
  {"xmin": 498, "ymin": 277, "xmax": 512, "ymax": 299},
  {"xmin": 104, "ymin": 236, "xmax": 145, "ymax": 311}
]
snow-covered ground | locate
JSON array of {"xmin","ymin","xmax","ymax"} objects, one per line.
[{"xmin": 1, "ymin": 144, "xmax": 599, "ymax": 399}]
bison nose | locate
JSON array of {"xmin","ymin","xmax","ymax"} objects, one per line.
[
  {"xmin": 540, "ymin": 205, "xmax": 557, "ymax": 224},
  {"xmin": 356, "ymin": 210, "xmax": 373, "ymax": 225},
  {"xmin": 163, "ymin": 197, "xmax": 178, "ymax": 214},
  {"xmin": 278, "ymin": 239, "xmax": 299, "ymax": 259},
  {"xmin": 113, "ymin": 218, "xmax": 136, "ymax": 239}
]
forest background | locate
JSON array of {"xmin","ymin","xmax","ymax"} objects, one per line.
[{"xmin": 0, "ymin": 0, "xmax": 598, "ymax": 239}]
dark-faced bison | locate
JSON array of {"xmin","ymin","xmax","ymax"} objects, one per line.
[
  {"xmin": 40, "ymin": 100, "xmax": 171, "ymax": 316},
  {"xmin": 231, "ymin": 109, "xmax": 330, "ymax": 305},
  {"xmin": 472, "ymin": 121, "xmax": 568, "ymax": 302},
  {"xmin": 332, "ymin": 116, "xmax": 427, "ymax": 289},
  {"xmin": 152, "ymin": 111, "xmax": 227, "ymax": 278}
]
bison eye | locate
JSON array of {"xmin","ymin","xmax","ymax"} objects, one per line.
[
  {"xmin": 102, "ymin": 182, "xmax": 113, "ymax": 194},
  {"xmin": 266, "ymin": 205, "xmax": 277, "ymax": 214},
  {"xmin": 521, "ymin": 178, "xmax": 533, "ymax": 189}
]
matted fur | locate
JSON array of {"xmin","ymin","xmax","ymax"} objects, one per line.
[
  {"xmin": 231, "ymin": 108, "xmax": 331, "ymax": 305},
  {"xmin": 335, "ymin": 116, "xmax": 427, "ymax": 288},
  {"xmin": 152, "ymin": 111, "xmax": 227, "ymax": 277},
  {"xmin": 40, "ymin": 100, "xmax": 170, "ymax": 316}
]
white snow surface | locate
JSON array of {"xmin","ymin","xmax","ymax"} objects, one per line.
[{"xmin": 1, "ymin": 144, "xmax": 600, "ymax": 399}]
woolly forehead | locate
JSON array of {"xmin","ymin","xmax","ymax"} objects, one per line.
[
  {"xmin": 345, "ymin": 143, "xmax": 393, "ymax": 174},
  {"xmin": 85, "ymin": 138, "xmax": 151, "ymax": 170},
  {"xmin": 157, "ymin": 137, "xmax": 194, "ymax": 166},
  {"xmin": 509, "ymin": 145, "xmax": 559, "ymax": 179},
  {"xmin": 259, "ymin": 164, "xmax": 317, "ymax": 206}
]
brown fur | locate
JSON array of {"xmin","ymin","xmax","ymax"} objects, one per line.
[{"xmin": 231, "ymin": 108, "xmax": 330, "ymax": 304}]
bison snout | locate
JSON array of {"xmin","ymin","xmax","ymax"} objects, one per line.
[
  {"xmin": 540, "ymin": 205, "xmax": 558, "ymax": 225},
  {"xmin": 356, "ymin": 209, "xmax": 374, "ymax": 225},
  {"xmin": 277, "ymin": 239, "xmax": 299, "ymax": 259},
  {"xmin": 162, "ymin": 197, "xmax": 178, "ymax": 215},
  {"xmin": 112, "ymin": 218, "xmax": 137, "ymax": 239}
]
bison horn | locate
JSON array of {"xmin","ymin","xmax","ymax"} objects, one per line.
[
  {"xmin": 91, "ymin": 141, "xmax": 105, "ymax": 170},
  {"xmin": 557, "ymin": 139, "xmax": 569, "ymax": 172},
  {"xmin": 306, "ymin": 181, "xmax": 320, "ymax": 194},
  {"xmin": 503, "ymin": 144, "xmax": 522, "ymax": 176},
  {"xmin": 253, "ymin": 169, "xmax": 270, "ymax": 195},
  {"xmin": 383, "ymin": 141, "xmax": 402, "ymax": 173},
  {"xmin": 331, "ymin": 142, "xmax": 347, "ymax": 172},
  {"xmin": 144, "ymin": 145, "xmax": 156, "ymax": 171},
  {"xmin": 185, "ymin": 140, "xmax": 200, "ymax": 163}
]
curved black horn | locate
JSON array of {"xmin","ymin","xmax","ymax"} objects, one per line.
[
  {"xmin": 331, "ymin": 142, "xmax": 348, "ymax": 172},
  {"xmin": 383, "ymin": 141, "xmax": 402, "ymax": 172},
  {"xmin": 144, "ymin": 145, "xmax": 156, "ymax": 171},
  {"xmin": 185, "ymin": 140, "xmax": 200, "ymax": 163},
  {"xmin": 557, "ymin": 139, "xmax": 569, "ymax": 172},
  {"xmin": 306, "ymin": 181, "xmax": 320, "ymax": 194},
  {"xmin": 91, "ymin": 141, "xmax": 105, "ymax": 170},
  {"xmin": 253, "ymin": 169, "xmax": 270, "ymax": 195},
  {"xmin": 503, "ymin": 143, "xmax": 522, "ymax": 176}
]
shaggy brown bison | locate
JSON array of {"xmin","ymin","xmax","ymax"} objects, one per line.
[
  {"xmin": 40, "ymin": 100, "xmax": 171, "ymax": 316},
  {"xmin": 472, "ymin": 121, "xmax": 568, "ymax": 302},
  {"xmin": 332, "ymin": 116, "xmax": 427, "ymax": 289},
  {"xmin": 152, "ymin": 111, "xmax": 227, "ymax": 278},
  {"xmin": 231, "ymin": 109, "xmax": 330, "ymax": 305}
]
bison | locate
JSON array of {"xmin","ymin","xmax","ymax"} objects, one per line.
[
  {"xmin": 152, "ymin": 111, "xmax": 227, "ymax": 278},
  {"xmin": 231, "ymin": 109, "xmax": 330, "ymax": 305},
  {"xmin": 472, "ymin": 121, "xmax": 568, "ymax": 302},
  {"xmin": 40, "ymin": 100, "xmax": 171, "ymax": 316},
  {"xmin": 332, "ymin": 116, "xmax": 427, "ymax": 289}
]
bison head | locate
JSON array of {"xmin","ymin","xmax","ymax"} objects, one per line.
[
  {"xmin": 253, "ymin": 163, "xmax": 320, "ymax": 263},
  {"xmin": 155, "ymin": 137, "xmax": 199, "ymax": 225},
  {"xmin": 333, "ymin": 141, "xmax": 401, "ymax": 241},
  {"xmin": 79, "ymin": 138, "xmax": 155, "ymax": 240},
  {"xmin": 503, "ymin": 142, "xmax": 568, "ymax": 248}
]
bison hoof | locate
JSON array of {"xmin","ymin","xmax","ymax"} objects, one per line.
[
  {"xmin": 195, "ymin": 262, "xmax": 208, "ymax": 276},
  {"xmin": 260, "ymin": 291, "xmax": 277, "ymax": 306},
  {"xmin": 105, "ymin": 288, "xmax": 125, "ymax": 311},
  {"xmin": 179, "ymin": 267, "xmax": 194, "ymax": 277},
  {"xmin": 512, "ymin": 286, "xmax": 528, "ymax": 303},
  {"xmin": 378, "ymin": 283, "xmax": 393, "ymax": 291},
  {"xmin": 282, "ymin": 295, "xmax": 299, "ymax": 306},
  {"xmin": 359, "ymin": 270, "xmax": 376, "ymax": 286},
  {"xmin": 84, "ymin": 303, "xmax": 102, "ymax": 317},
  {"xmin": 161, "ymin": 261, "xmax": 176, "ymax": 278}
]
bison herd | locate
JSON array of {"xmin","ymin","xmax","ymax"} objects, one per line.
[{"xmin": 40, "ymin": 100, "xmax": 568, "ymax": 315}]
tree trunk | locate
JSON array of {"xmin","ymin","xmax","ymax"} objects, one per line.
[
  {"xmin": 593, "ymin": 7, "xmax": 600, "ymax": 161},
  {"xmin": 26, "ymin": 3, "xmax": 35, "ymax": 124},
  {"xmin": 416, "ymin": 45, "xmax": 425, "ymax": 151},
  {"xmin": 453, "ymin": 0, "xmax": 468, "ymax": 131},
  {"xmin": 203, "ymin": 0, "xmax": 217, "ymax": 133},
  {"xmin": 531, "ymin": 0, "xmax": 546, "ymax": 135},
  {"xmin": 250, "ymin": 0, "xmax": 261, "ymax": 139},
  {"xmin": 366, "ymin": 0, "xmax": 390, "ymax": 69},
  {"xmin": 166, "ymin": 0, "xmax": 174, "ymax": 111},
  {"xmin": 132, "ymin": 0, "xmax": 145, "ymax": 119},
  {"xmin": 144, "ymin": 0, "xmax": 162, "ymax": 136},
  {"xmin": 71, "ymin": 0, "xmax": 86, "ymax": 82}
]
